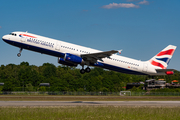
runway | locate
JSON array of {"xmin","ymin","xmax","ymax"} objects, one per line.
[{"xmin": 0, "ymin": 101, "xmax": 180, "ymax": 107}]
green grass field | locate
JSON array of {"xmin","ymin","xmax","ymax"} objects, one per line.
[
  {"xmin": 0, "ymin": 95, "xmax": 180, "ymax": 119},
  {"xmin": 0, "ymin": 106, "xmax": 180, "ymax": 120},
  {"xmin": 0, "ymin": 95, "xmax": 180, "ymax": 101}
]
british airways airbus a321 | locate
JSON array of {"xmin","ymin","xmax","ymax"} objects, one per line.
[{"xmin": 2, "ymin": 31, "xmax": 177, "ymax": 75}]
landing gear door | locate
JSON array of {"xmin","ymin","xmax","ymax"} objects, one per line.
[
  {"xmin": 143, "ymin": 63, "xmax": 148, "ymax": 72},
  {"xmin": 55, "ymin": 41, "xmax": 61, "ymax": 51}
]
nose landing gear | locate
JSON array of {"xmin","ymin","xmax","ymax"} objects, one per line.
[{"xmin": 17, "ymin": 48, "xmax": 23, "ymax": 57}]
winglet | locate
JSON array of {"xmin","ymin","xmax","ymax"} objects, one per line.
[{"xmin": 118, "ymin": 49, "xmax": 123, "ymax": 54}]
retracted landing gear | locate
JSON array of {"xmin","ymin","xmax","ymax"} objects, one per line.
[{"xmin": 17, "ymin": 48, "xmax": 23, "ymax": 57}]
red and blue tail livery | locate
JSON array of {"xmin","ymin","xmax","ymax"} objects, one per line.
[
  {"xmin": 2, "ymin": 31, "xmax": 177, "ymax": 75},
  {"xmin": 149, "ymin": 45, "xmax": 176, "ymax": 70}
]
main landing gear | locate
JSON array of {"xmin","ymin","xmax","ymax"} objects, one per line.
[
  {"xmin": 17, "ymin": 48, "xmax": 23, "ymax": 57},
  {"xmin": 80, "ymin": 66, "xmax": 91, "ymax": 74}
]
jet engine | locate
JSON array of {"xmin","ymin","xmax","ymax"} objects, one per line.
[
  {"xmin": 64, "ymin": 53, "xmax": 84, "ymax": 64},
  {"xmin": 58, "ymin": 58, "xmax": 77, "ymax": 67}
]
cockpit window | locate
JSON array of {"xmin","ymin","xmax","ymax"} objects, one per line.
[{"xmin": 9, "ymin": 33, "xmax": 17, "ymax": 36}]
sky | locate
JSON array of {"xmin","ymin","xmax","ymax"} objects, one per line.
[{"xmin": 0, "ymin": 0, "xmax": 180, "ymax": 70}]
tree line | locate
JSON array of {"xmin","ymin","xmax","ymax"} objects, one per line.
[{"xmin": 0, "ymin": 62, "xmax": 179, "ymax": 92}]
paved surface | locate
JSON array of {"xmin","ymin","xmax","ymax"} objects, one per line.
[{"xmin": 0, "ymin": 101, "xmax": 180, "ymax": 107}]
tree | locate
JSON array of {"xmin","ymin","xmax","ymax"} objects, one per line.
[
  {"xmin": 26, "ymin": 83, "xmax": 34, "ymax": 91},
  {"xmin": 20, "ymin": 62, "xmax": 29, "ymax": 66},
  {"xmin": 42, "ymin": 63, "xmax": 56, "ymax": 78},
  {"xmin": 0, "ymin": 62, "xmax": 179, "ymax": 92}
]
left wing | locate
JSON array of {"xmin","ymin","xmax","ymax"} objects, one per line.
[{"xmin": 81, "ymin": 50, "xmax": 118, "ymax": 63}]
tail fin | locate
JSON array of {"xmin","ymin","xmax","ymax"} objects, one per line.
[{"xmin": 149, "ymin": 45, "xmax": 177, "ymax": 69}]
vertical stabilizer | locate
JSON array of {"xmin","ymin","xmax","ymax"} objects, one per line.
[{"xmin": 149, "ymin": 45, "xmax": 177, "ymax": 69}]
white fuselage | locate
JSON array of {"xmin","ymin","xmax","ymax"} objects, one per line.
[{"xmin": 2, "ymin": 31, "xmax": 164, "ymax": 75}]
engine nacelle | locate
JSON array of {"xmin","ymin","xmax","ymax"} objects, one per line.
[
  {"xmin": 58, "ymin": 58, "xmax": 77, "ymax": 67},
  {"xmin": 165, "ymin": 71, "xmax": 174, "ymax": 75},
  {"xmin": 64, "ymin": 53, "xmax": 83, "ymax": 64},
  {"xmin": 93, "ymin": 62, "xmax": 104, "ymax": 67}
]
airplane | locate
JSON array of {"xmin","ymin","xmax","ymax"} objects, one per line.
[{"xmin": 2, "ymin": 31, "xmax": 177, "ymax": 75}]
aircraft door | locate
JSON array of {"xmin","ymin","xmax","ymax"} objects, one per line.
[
  {"xmin": 20, "ymin": 37, "xmax": 27, "ymax": 42},
  {"xmin": 55, "ymin": 41, "xmax": 61, "ymax": 51},
  {"xmin": 143, "ymin": 63, "xmax": 148, "ymax": 72}
]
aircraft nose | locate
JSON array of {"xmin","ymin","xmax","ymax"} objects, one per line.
[{"xmin": 2, "ymin": 35, "xmax": 8, "ymax": 41}]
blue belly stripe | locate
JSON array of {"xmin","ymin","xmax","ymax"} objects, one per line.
[{"xmin": 3, "ymin": 39, "xmax": 147, "ymax": 75}]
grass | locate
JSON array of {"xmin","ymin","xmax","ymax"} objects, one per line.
[
  {"xmin": 0, "ymin": 95, "xmax": 180, "ymax": 119},
  {"xmin": 0, "ymin": 106, "xmax": 180, "ymax": 120},
  {"xmin": 0, "ymin": 95, "xmax": 180, "ymax": 101}
]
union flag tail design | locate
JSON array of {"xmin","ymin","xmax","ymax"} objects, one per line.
[{"xmin": 149, "ymin": 45, "xmax": 177, "ymax": 69}]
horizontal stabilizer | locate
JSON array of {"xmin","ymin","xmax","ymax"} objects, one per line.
[
  {"xmin": 156, "ymin": 69, "xmax": 176, "ymax": 75},
  {"xmin": 156, "ymin": 69, "xmax": 176, "ymax": 72}
]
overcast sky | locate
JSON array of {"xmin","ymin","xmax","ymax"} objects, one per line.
[{"xmin": 0, "ymin": 0, "xmax": 180, "ymax": 70}]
